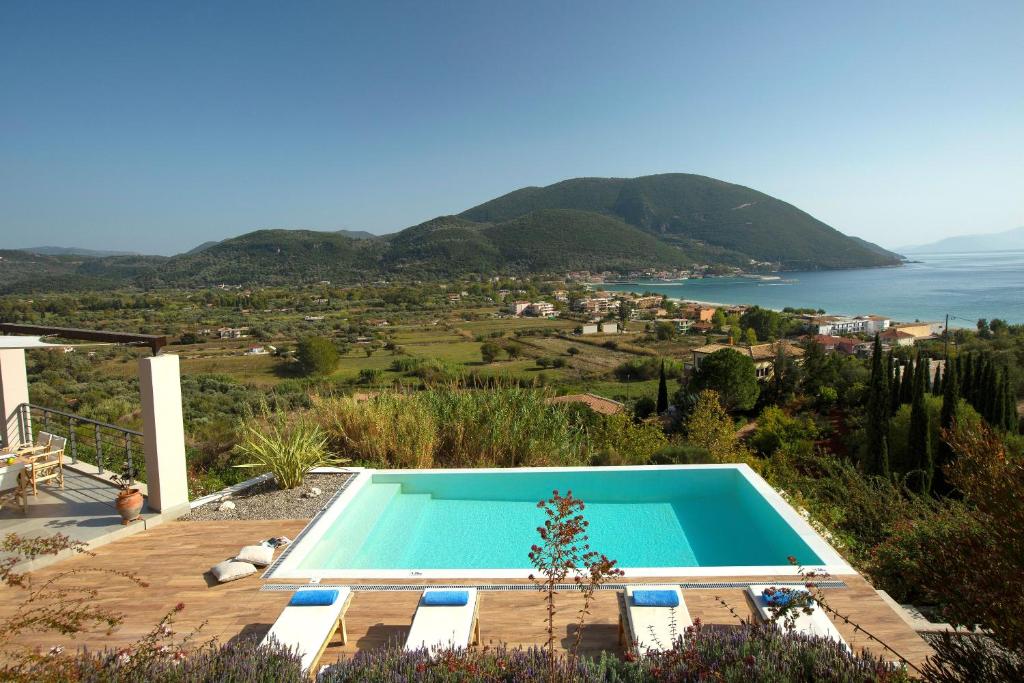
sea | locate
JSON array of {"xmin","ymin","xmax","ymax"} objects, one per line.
[{"xmin": 599, "ymin": 251, "xmax": 1024, "ymax": 327}]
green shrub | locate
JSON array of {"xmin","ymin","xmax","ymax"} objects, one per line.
[
  {"xmin": 868, "ymin": 500, "xmax": 982, "ymax": 605},
  {"xmin": 233, "ymin": 412, "xmax": 344, "ymax": 489},
  {"xmin": 587, "ymin": 413, "xmax": 669, "ymax": 466},
  {"xmin": 650, "ymin": 443, "xmax": 714, "ymax": 464},
  {"xmin": 357, "ymin": 367, "xmax": 382, "ymax": 384},
  {"xmin": 759, "ymin": 444, "xmax": 935, "ymax": 566},
  {"xmin": 319, "ymin": 623, "xmax": 908, "ymax": 682},
  {"xmin": 751, "ymin": 406, "xmax": 819, "ymax": 456},
  {"xmin": 390, "ymin": 356, "xmax": 424, "ymax": 373}
]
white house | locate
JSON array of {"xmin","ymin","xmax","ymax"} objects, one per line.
[
  {"xmin": 581, "ymin": 324, "xmax": 599, "ymax": 335},
  {"xmin": 526, "ymin": 302, "xmax": 556, "ymax": 317},
  {"xmin": 509, "ymin": 300, "xmax": 531, "ymax": 316}
]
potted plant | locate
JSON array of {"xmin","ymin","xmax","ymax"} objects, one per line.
[{"xmin": 110, "ymin": 467, "xmax": 143, "ymax": 525}]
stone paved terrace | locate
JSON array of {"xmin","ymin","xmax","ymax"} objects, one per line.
[
  {"xmin": 0, "ymin": 467, "xmax": 160, "ymax": 570},
  {"xmin": 0, "ymin": 519, "xmax": 934, "ymax": 668}
]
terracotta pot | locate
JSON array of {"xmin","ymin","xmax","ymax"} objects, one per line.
[{"xmin": 116, "ymin": 488, "xmax": 144, "ymax": 525}]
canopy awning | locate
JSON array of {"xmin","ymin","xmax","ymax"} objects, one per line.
[
  {"xmin": 0, "ymin": 336, "xmax": 68, "ymax": 350},
  {"xmin": 0, "ymin": 324, "xmax": 166, "ymax": 354}
]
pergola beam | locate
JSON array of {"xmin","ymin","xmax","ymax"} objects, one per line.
[{"xmin": 0, "ymin": 324, "xmax": 167, "ymax": 355}]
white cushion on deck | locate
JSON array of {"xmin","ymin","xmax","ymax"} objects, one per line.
[
  {"xmin": 235, "ymin": 544, "xmax": 274, "ymax": 567},
  {"xmin": 209, "ymin": 560, "xmax": 256, "ymax": 583}
]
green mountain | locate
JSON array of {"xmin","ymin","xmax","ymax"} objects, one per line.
[
  {"xmin": 147, "ymin": 230, "xmax": 385, "ymax": 286},
  {"xmin": 0, "ymin": 173, "xmax": 901, "ymax": 290},
  {"xmin": 335, "ymin": 229, "xmax": 381, "ymax": 240},
  {"xmin": 147, "ymin": 209, "xmax": 700, "ymax": 285},
  {"xmin": 0, "ymin": 250, "xmax": 166, "ymax": 294},
  {"xmin": 461, "ymin": 174, "xmax": 899, "ymax": 269}
]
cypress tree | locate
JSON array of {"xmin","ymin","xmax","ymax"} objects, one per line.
[
  {"xmin": 935, "ymin": 356, "xmax": 959, "ymax": 495},
  {"xmin": 979, "ymin": 357, "xmax": 996, "ymax": 423},
  {"xmin": 907, "ymin": 355, "xmax": 932, "ymax": 493},
  {"xmin": 888, "ymin": 352, "xmax": 900, "ymax": 414},
  {"xmin": 879, "ymin": 435, "xmax": 890, "ymax": 479},
  {"xmin": 865, "ymin": 335, "xmax": 889, "ymax": 475},
  {"xmin": 900, "ymin": 357, "xmax": 914, "ymax": 404},
  {"xmin": 961, "ymin": 352, "xmax": 974, "ymax": 407},
  {"xmin": 1004, "ymin": 374, "xmax": 1017, "ymax": 432},
  {"xmin": 656, "ymin": 360, "xmax": 669, "ymax": 414},
  {"xmin": 932, "ymin": 362, "xmax": 943, "ymax": 397},
  {"xmin": 922, "ymin": 358, "xmax": 932, "ymax": 394},
  {"xmin": 972, "ymin": 353, "xmax": 986, "ymax": 411},
  {"xmin": 993, "ymin": 372, "xmax": 1007, "ymax": 430},
  {"xmin": 987, "ymin": 361, "xmax": 1000, "ymax": 423}
]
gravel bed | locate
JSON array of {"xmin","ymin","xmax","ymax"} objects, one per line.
[{"xmin": 182, "ymin": 473, "xmax": 352, "ymax": 521}]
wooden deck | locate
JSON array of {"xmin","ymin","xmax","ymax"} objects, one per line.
[{"xmin": 0, "ymin": 520, "xmax": 933, "ymax": 667}]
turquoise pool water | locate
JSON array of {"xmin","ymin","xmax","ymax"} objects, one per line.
[{"xmin": 297, "ymin": 468, "xmax": 824, "ymax": 570}]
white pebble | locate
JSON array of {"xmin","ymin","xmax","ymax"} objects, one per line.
[
  {"xmin": 218, "ymin": 500, "xmax": 236, "ymax": 511},
  {"xmin": 305, "ymin": 487, "xmax": 322, "ymax": 498}
]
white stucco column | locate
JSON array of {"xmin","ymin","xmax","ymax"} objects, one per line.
[
  {"xmin": 138, "ymin": 354, "xmax": 190, "ymax": 515},
  {"xmin": 0, "ymin": 349, "xmax": 30, "ymax": 449}
]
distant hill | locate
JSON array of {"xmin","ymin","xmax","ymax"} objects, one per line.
[
  {"xmin": 0, "ymin": 249, "xmax": 165, "ymax": 294},
  {"xmin": 462, "ymin": 174, "xmax": 899, "ymax": 270},
  {"xmin": 185, "ymin": 240, "xmax": 220, "ymax": 255},
  {"xmin": 20, "ymin": 246, "xmax": 138, "ymax": 257},
  {"xmin": 898, "ymin": 226, "xmax": 1024, "ymax": 254},
  {"xmin": 147, "ymin": 229, "xmax": 385, "ymax": 286},
  {"xmin": 0, "ymin": 173, "xmax": 903, "ymax": 290},
  {"xmin": 335, "ymin": 229, "xmax": 380, "ymax": 240}
]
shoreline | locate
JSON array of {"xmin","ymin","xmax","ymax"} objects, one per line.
[{"xmin": 593, "ymin": 280, "xmax": 975, "ymax": 328}]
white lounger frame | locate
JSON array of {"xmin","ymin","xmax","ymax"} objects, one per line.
[
  {"xmin": 619, "ymin": 584, "xmax": 692, "ymax": 651},
  {"xmin": 747, "ymin": 583, "xmax": 849, "ymax": 651},
  {"xmin": 261, "ymin": 586, "xmax": 353, "ymax": 675},
  {"xmin": 404, "ymin": 587, "xmax": 481, "ymax": 653}
]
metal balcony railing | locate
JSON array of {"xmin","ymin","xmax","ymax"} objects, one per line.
[{"xmin": 17, "ymin": 403, "xmax": 146, "ymax": 483}]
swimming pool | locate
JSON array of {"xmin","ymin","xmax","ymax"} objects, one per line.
[{"xmin": 267, "ymin": 465, "xmax": 852, "ymax": 579}]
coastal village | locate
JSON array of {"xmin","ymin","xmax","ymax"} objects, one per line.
[{"xmin": 497, "ymin": 269, "xmax": 946, "ymax": 378}]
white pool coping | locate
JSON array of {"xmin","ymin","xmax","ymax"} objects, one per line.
[{"xmin": 265, "ymin": 464, "xmax": 855, "ymax": 580}]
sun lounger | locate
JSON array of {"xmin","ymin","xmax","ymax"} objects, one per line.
[
  {"xmin": 261, "ymin": 586, "xmax": 353, "ymax": 674},
  {"xmin": 747, "ymin": 584, "xmax": 849, "ymax": 650},
  {"xmin": 619, "ymin": 584, "xmax": 691, "ymax": 651},
  {"xmin": 404, "ymin": 588, "xmax": 480, "ymax": 653}
]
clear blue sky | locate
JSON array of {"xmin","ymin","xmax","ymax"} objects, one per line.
[{"xmin": 2, "ymin": 1, "xmax": 1022, "ymax": 255}]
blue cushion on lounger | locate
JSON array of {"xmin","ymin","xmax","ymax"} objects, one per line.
[
  {"xmin": 762, "ymin": 588, "xmax": 809, "ymax": 607},
  {"xmin": 422, "ymin": 590, "xmax": 469, "ymax": 607},
  {"xmin": 288, "ymin": 589, "xmax": 339, "ymax": 607},
  {"xmin": 632, "ymin": 589, "xmax": 679, "ymax": 607}
]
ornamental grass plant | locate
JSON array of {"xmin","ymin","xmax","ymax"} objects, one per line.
[{"xmin": 233, "ymin": 410, "xmax": 345, "ymax": 489}]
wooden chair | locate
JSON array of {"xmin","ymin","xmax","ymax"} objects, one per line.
[
  {"xmin": 16, "ymin": 431, "xmax": 53, "ymax": 456},
  {"xmin": 25, "ymin": 435, "xmax": 66, "ymax": 496}
]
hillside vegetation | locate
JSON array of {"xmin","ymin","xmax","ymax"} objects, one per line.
[
  {"xmin": 462, "ymin": 174, "xmax": 900, "ymax": 270},
  {"xmin": 0, "ymin": 173, "xmax": 900, "ymax": 290}
]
